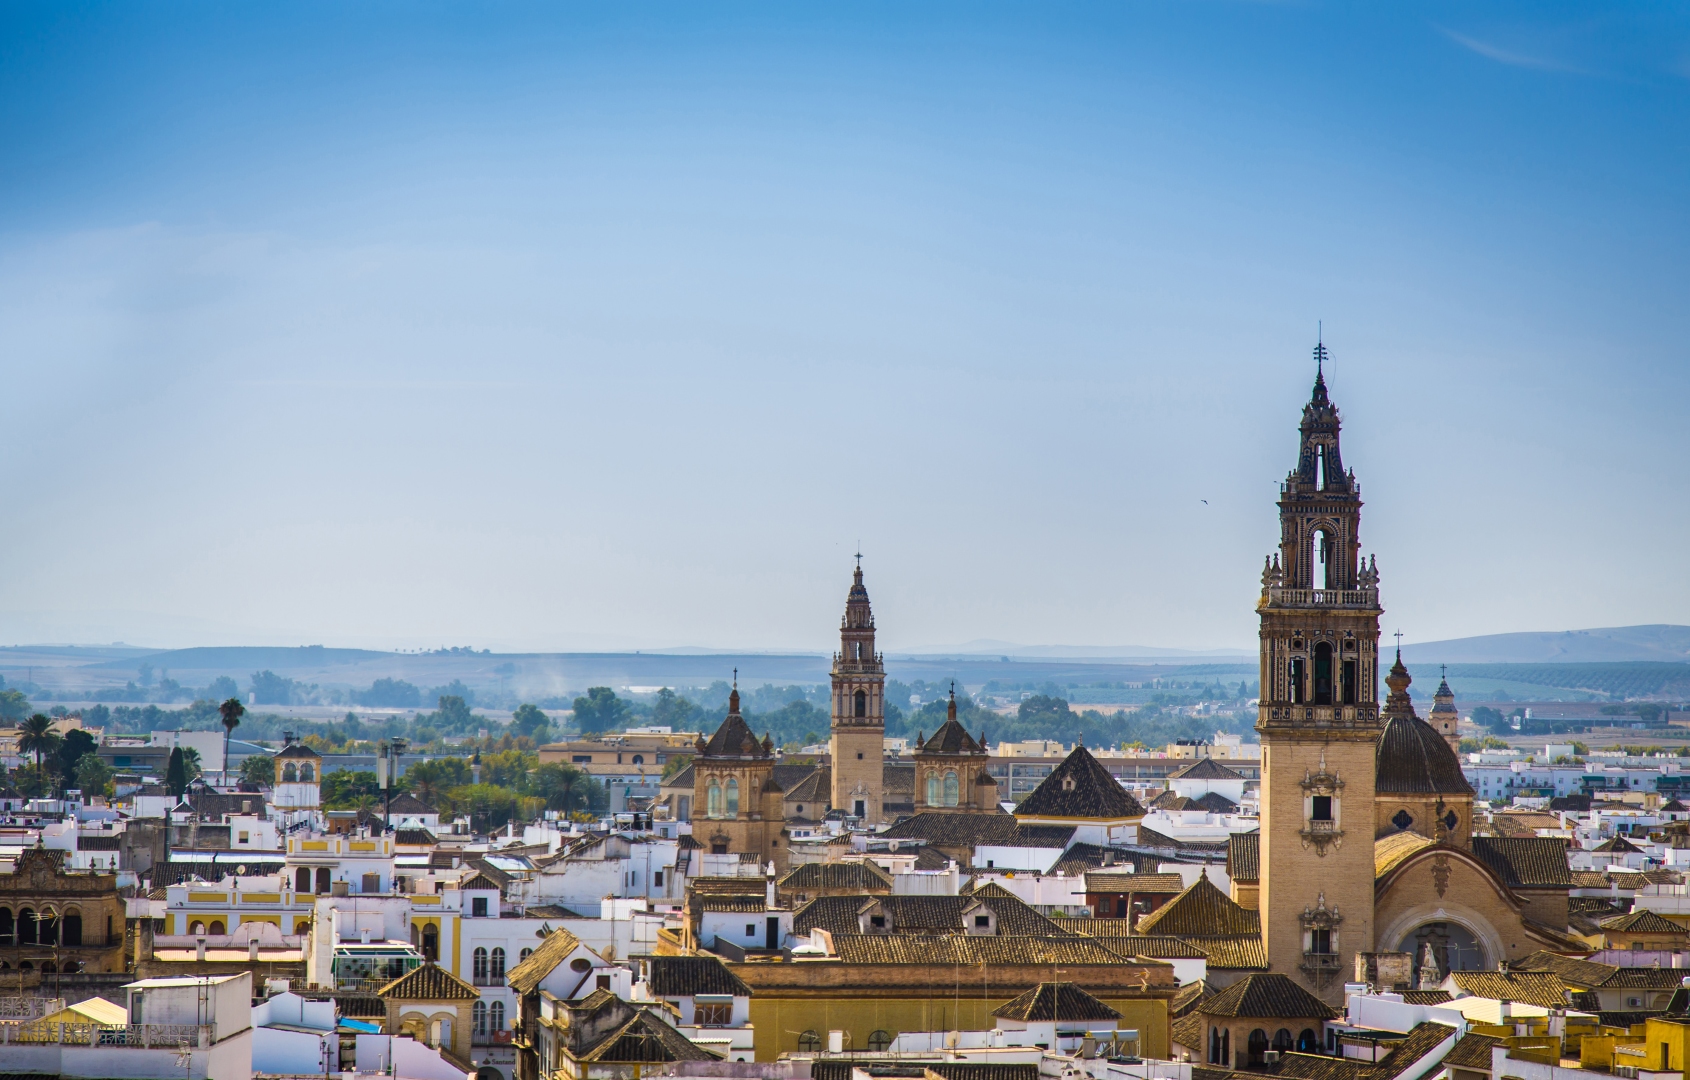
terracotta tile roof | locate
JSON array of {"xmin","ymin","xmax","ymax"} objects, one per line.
[
  {"xmin": 1599, "ymin": 910, "xmax": 1688, "ymax": 934},
  {"xmin": 1134, "ymin": 872, "xmax": 1258, "ymax": 936},
  {"xmin": 828, "ymin": 934, "xmax": 1137, "ymax": 966},
  {"xmin": 276, "ymin": 742, "xmax": 320, "ymax": 759},
  {"xmin": 993, "ymin": 982, "xmax": 1122, "ymax": 1022},
  {"xmin": 1594, "ymin": 835, "xmax": 1644, "ymax": 853},
  {"xmin": 1050, "ymin": 843, "xmax": 1115, "ymax": 877},
  {"xmin": 1471, "ymin": 836, "xmax": 1572, "ymax": 887},
  {"xmin": 700, "ymin": 712, "xmax": 773, "ymax": 759},
  {"xmin": 965, "ymin": 882, "xmax": 1075, "ymax": 934},
  {"xmin": 913, "ymin": 847, "xmax": 952, "ymax": 871},
  {"xmin": 1083, "ymin": 871, "xmax": 1187, "ymax": 893},
  {"xmin": 695, "ymin": 896, "xmax": 767, "ymax": 913},
  {"xmin": 1397, "ymin": 990, "xmax": 1453, "ymax": 1005},
  {"xmin": 1171, "ymin": 979, "xmax": 1214, "ymax": 1018},
  {"xmin": 1448, "ymin": 971, "xmax": 1570, "ymax": 1009},
  {"xmin": 378, "ymin": 962, "xmax": 478, "ymax": 1001},
  {"xmin": 1271, "ymin": 1053, "xmax": 1375, "ymax": 1080},
  {"xmin": 644, "ymin": 956, "xmax": 751, "ymax": 998},
  {"xmin": 779, "ymin": 861, "xmax": 893, "ymax": 892},
  {"xmin": 1228, "ymin": 831, "xmax": 1259, "ymax": 883},
  {"xmin": 506, "ymin": 927, "xmax": 585, "ymax": 996},
  {"xmin": 1375, "ymin": 832, "xmax": 1439, "ymax": 878},
  {"xmin": 781, "ymin": 768, "xmax": 831, "ymax": 805},
  {"xmin": 1090, "ymin": 934, "xmax": 1210, "ymax": 960},
  {"xmin": 1370, "ymin": 1022, "xmax": 1459, "ymax": 1080},
  {"xmin": 1168, "ymin": 758, "xmax": 1247, "ymax": 782},
  {"xmin": 1569, "ymin": 871, "xmax": 1613, "ymax": 889},
  {"xmin": 394, "ymin": 828, "xmax": 437, "ymax": 845},
  {"xmin": 1197, "ymin": 973, "xmax": 1338, "ymax": 1020},
  {"xmin": 385, "ymin": 793, "xmax": 433, "ymax": 814},
  {"xmin": 882, "ymin": 812, "xmax": 1019, "ymax": 845},
  {"xmin": 1605, "ymin": 967, "xmax": 1690, "ymax": 989},
  {"xmin": 1014, "ymin": 746, "xmax": 1144, "ymax": 821},
  {"xmin": 920, "ymin": 718, "xmax": 986, "ymax": 756},
  {"xmin": 578, "ymin": 1008, "xmax": 722, "ymax": 1063},
  {"xmin": 1171, "ymin": 1012, "xmax": 1205, "ymax": 1054},
  {"xmin": 525, "ymin": 904, "xmax": 588, "ymax": 918},
  {"xmin": 1375, "ymin": 714, "xmax": 1474, "ymax": 796},
  {"xmin": 458, "ymin": 871, "xmax": 502, "ymax": 892},
  {"xmin": 924, "ymin": 1064, "xmax": 1041, "ymax": 1080},
  {"xmin": 1193, "ymin": 936, "xmax": 1268, "ymax": 970},
  {"xmin": 793, "ymin": 892, "xmax": 1065, "ymax": 937},
  {"xmin": 1441, "ymin": 1032, "xmax": 1505, "ymax": 1070},
  {"xmin": 1511, "ymin": 950, "xmax": 1619, "ymax": 988},
  {"xmin": 687, "ymin": 877, "xmax": 766, "ymax": 896}
]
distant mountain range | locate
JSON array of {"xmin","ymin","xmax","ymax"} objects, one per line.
[{"xmin": 1401, "ymin": 625, "xmax": 1690, "ymax": 665}]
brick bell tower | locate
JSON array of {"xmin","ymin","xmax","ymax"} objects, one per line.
[
  {"xmin": 830, "ymin": 557, "xmax": 885, "ymax": 823},
  {"xmin": 1256, "ymin": 342, "xmax": 1385, "ymax": 1005}
]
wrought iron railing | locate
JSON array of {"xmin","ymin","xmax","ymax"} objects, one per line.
[{"xmin": 0, "ymin": 1022, "xmax": 210, "ymax": 1048}]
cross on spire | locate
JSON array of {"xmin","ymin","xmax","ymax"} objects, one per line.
[{"xmin": 1394, "ymin": 630, "xmax": 1403, "ymax": 657}]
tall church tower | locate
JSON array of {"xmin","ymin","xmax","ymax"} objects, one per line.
[
  {"xmin": 830, "ymin": 559, "xmax": 885, "ymax": 822},
  {"xmin": 1256, "ymin": 344, "xmax": 1385, "ymax": 1005},
  {"xmin": 1429, "ymin": 668, "xmax": 1461, "ymax": 755}
]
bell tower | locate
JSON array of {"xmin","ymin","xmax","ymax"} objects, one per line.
[
  {"xmin": 830, "ymin": 557, "xmax": 885, "ymax": 823},
  {"xmin": 1256, "ymin": 343, "xmax": 1384, "ymax": 1005}
]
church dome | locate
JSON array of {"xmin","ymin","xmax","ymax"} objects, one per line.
[{"xmin": 1376, "ymin": 713, "xmax": 1474, "ymax": 795}]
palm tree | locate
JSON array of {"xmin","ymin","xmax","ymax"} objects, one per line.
[
  {"xmin": 219, "ymin": 698, "xmax": 245, "ymax": 787},
  {"xmin": 18, "ymin": 714, "xmax": 59, "ymax": 792}
]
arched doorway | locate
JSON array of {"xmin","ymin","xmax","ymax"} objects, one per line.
[{"xmin": 1396, "ymin": 921, "xmax": 1486, "ymax": 986}]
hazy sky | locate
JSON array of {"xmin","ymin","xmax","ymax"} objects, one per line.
[{"xmin": 1, "ymin": 2, "xmax": 1686, "ymax": 654}]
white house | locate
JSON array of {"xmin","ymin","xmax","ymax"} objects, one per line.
[{"xmin": 252, "ymin": 991, "xmax": 337, "ymax": 1075}]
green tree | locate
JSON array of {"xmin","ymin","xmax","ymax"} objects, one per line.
[
  {"xmin": 218, "ymin": 698, "xmax": 245, "ymax": 784},
  {"xmin": 56, "ymin": 728, "xmax": 98, "ymax": 782},
  {"xmin": 166, "ymin": 747, "xmax": 189, "ymax": 797},
  {"xmin": 181, "ymin": 747, "xmax": 203, "ymax": 782},
  {"xmin": 74, "ymin": 754, "xmax": 113, "ymax": 797},
  {"xmin": 1017, "ymin": 695, "xmax": 1072, "ymax": 726},
  {"xmin": 18, "ymin": 715, "xmax": 60, "ymax": 785},
  {"xmin": 532, "ymin": 762, "xmax": 592, "ymax": 811},
  {"xmin": 249, "ymin": 670, "xmax": 297, "ymax": 705},
  {"xmin": 0, "ymin": 689, "xmax": 32, "ymax": 722},
  {"xmin": 321, "ymin": 769, "xmax": 382, "ymax": 809},
  {"xmin": 511, "ymin": 704, "xmax": 552, "ymax": 740},
  {"xmin": 571, "ymin": 687, "xmax": 628, "ymax": 733},
  {"xmin": 239, "ymin": 753, "xmax": 276, "ymax": 788}
]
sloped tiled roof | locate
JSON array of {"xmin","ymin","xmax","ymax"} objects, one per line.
[
  {"xmin": 1168, "ymin": 758, "xmax": 1247, "ymax": 782},
  {"xmin": 1014, "ymin": 745, "xmax": 1144, "ymax": 820},
  {"xmin": 829, "ymin": 934, "xmax": 1133, "ymax": 966},
  {"xmin": 700, "ymin": 711, "xmax": 773, "ymax": 759},
  {"xmin": 1398, "ymin": 990, "xmax": 1453, "ymax": 1005},
  {"xmin": 394, "ymin": 828, "xmax": 437, "ymax": 845},
  {"xmin": 506, "ymin": 928, "xmax": 585, "ymax": 996},
  {"xmin": 1375, "ymin": 831, "xmax": 1439, "ymax": 878},
  {"xmin": 1049, "ymin": 843, "xmax": 1114, "ymax": 877},
  {"xmin": 920, "ymin": 718, "xmax": 986, "ymax": 756},
  {"xmin": 793, "ymin": 892, "xmax": 1065, "ymax": 937},
  {"xmin": 276, "ymin": 742, "xmax": 321, "ymax": 759},
  {"xmin": 1599, "ymin": 910, "xmax": 1688, "ymax": 934},
  {"xmin": 1376, "ymin": 714, "xmax": 1474, "ymax": 796},
  {"xmin": 993, "ymin": 982, "xmax": 1121, "ymax": 1022},
  {"xmin": 1134, "ymin": 872, "xmax": 1258, "ymax": 936},
  {"xmin": 644, "ymin": 955, "xmax": 751, "ymax": 998},
  {"xmin": 1198, "ymin": 973, "xmax": 1338, "ymax": 1020},
  {"xmin": 781, "ymin": 768, "xmax": 831, "ymax": 805},
  {"xmin": 579, "ymin": 1008, "xmax": 722, "ymax": 1063},
  {"xmin": 779, "ymin": 861, "xmax": 893, "ymax": 892},
  {"xmin": 1083, "ymin": 872, "xmax": 1187, "ymax": 894},
  {"xmin": 1228, "ymin": 830, "xmax": 1259, "ymax": 883},
  {"xmin": 378, "ymin": 962, "xmax": 478, "ymax": 1001},
  {"xmin": 966, "ymin": 882, "xmax": 1075, "ymax": 935},
  {"xmin": 1370, "ymin": 1022, "xmax": 1459, "ymax": 1080},
  {"xmin": 1569, "ymin": 870, "xmax": 1613, "ymax": 889},
  {"xmin": 1594, "ymin": 834, "xmax": 1644, "ymax": 853},
  {"xmin": 1171, "ymin": 979, "xmax": 1214, "ymax": 1018},
  {"xmin": 386, "ymin": 793, "xmax": 433, "ymax": 814},
  {"xmin": 1448, "ymin": 971, "xmax": 1570, "ymax": 1009},
  {"xmin": 882, "ymin": 811, "xmax": 1018, "ymax": 845},
  {"xmin": 1442, "ymin": 1033, "xmax": 1505, "ymax": 1070},
  {"xmin": 1511, "ymin": 950, "xmax": 1619, "ymax": 988},
  {"xmin": 1189, "ymin": 936, "xmax": 1267, "ymax": 969},
  {"xmin": 1471, "ymin": 836, "xmax": 1572, "ymax": 887}
]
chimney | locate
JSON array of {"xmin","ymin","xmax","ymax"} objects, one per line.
[
  {"xmin": 362, "ymin": 928, "xmax": 372, "ymax": 944},
  {"xmin": 249, "ymin": 940, "xmax": 259, "ymax": 962},
  {"xmin": 196, "ymin": 938, "xmax": 207, "ymax": 962}
]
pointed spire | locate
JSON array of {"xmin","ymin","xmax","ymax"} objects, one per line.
[
  {"xmin": 728, "ymin": 669, "xmax": 740, "ymax": 716},
  {"xmin": 947, "ymin": 681, "xmax": 957, "ymax": 723}
]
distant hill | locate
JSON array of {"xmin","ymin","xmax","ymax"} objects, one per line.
[{"xmin": 1402, "ymin": 625, "xmax": 1690, "ymax": 665}]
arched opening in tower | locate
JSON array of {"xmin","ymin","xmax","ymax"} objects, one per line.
[{"xmin": 1313, "ymin": 642, "xmax": 1335, "ymax": 706}]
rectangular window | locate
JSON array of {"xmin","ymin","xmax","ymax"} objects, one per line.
[
  {"xmin": 695, "ymin": 1001, "xmax": 732, "ymax": 1027},
  {"xmin": 653, "ymin": 871, "xmax": 664, "ymax": 887},
  {"xmin": 974, "ymin": 915, "xmax": 990, "ymax": 928},
  {"xmin": 472, "ymin": 897, "xmax": 488, "ymax": 917},
  {"xmin": 238, "ymin": 832, "xmax": 250, "ymax": 844},
  {"xmin": 1310, "ymin": 928, "xmax": 1332, "ymax": 953},
  {"xmin": 745, "ymin": 924, "xmax": 756, "ymax": 937},
  {"xmin": 1342, "ymin": 660, "xmax": 1358, "ymax": 705},
  {"xmin": 1290, "ymin": 658, "xmax": 1306, "ymax": 704},
  {"xmin": 1311, "ymin": 795, "xmax": 1333, "ymax": 821},
  {"xmin": 573, "ymin": 755, "xmax": 593, "ymax": 763}
]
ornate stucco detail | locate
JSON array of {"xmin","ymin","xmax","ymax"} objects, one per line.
[
  {"xmin": 1298, "ymin": 892, "xmax": 1344, "ymax": 988},
  {"xmin": 1299, "ymin": 754, "xmax": 1345, "ymax": 855},
  {"xmin": 1431, "ymin": 852, "xmax": 1451, "ymax": 898}
]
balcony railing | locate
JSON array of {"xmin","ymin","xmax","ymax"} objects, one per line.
[
  {"xmin": 1264, "ymin": 587, "xmax": 1379, "ymax": 609},
  {"xmin": 1300, "ymin": 952, "xmax": 1342, "ymax": 971},
  {"xmin": 473, "ymin": 975, "xmax": 505, "ymax": 987},
  {"xmin": 0, "ymin": 1022, "xmax": 211, "ymax": 1048}
]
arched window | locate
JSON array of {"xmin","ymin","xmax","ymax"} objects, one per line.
[
  {"xmin": 489, "ymin": 1001, "xmax": 504, "ymax": 1033},
  {"xmin": 797, "ymin": 1031, "xmax": 822, "ymax": 1053},
  {"xmin": 0, "ymin": 908, "xmax": 12, "ymax": 946},
  {"xmin": 37, "ymin": 911, "xmax": 57, "ymax": 946},
  {"xmin": 1248, "ymin": 1029, "xmax": 1269, "ymax": 1067},
  {"xmin": 520, "ymin": 948, "xmax": 533, "ymax": 963},
  {"xmin": 1289, "ymin": 656, "xmax": 1306, "ymax": 705},
  {"xmin": 473, "ymin": 948, "xmax": 488, "ymax": 980},
  {"xmin": 421, "ymin": 924, "xmax": 439, "ymax": 961},
  {"xmin": 189, "ymin": 921, "xmax": 206, "ymax": 935},
  {"xmin": 300, "ymin": 763, "xmax": 316, "ymax": 782},
  {"xmin": 1273, "ymin": 1030, "xmax": 1294, "ymax": 1053},
  {"xmin": 632, "ymin": 755, "xmax": 643, "ymax": 765},
  {"xmin": 296, "ymin": 868, "xmax": 311, "ymax": 893},
  {"xmin": 283, "ymin": 764, "xmax": 298, "ymax": 783},
  {"xmin": 707, "ymin": 781, "xmax": 722, "ymax": 819},
  {"xmin": 1297, "ymin": 1029, "xmax": 1319, "ymax": 1053},
  {"xmin": 1210, "ymin": 1027, "xmax": 1221, "ymax": 1064},
  {"xmin": 943, "ymin": 772, "xmax": 959, "ymax": 807},
  {"xmin": 726, "ymin": 779, "xmax": 739, "ymax": 817},
  {"xmin": 926, "ymin": 772, "xmax": 940, "ymax": 806},
  {"xmin": 316, "ymin": 867, "xmax": 331, "ymax": 893},
  {"xmin": 854, "ymin": 690, "xmax": 867, "ymax": 717},
  {"xmin": 1313, "ymin": 642, "xmax": 1334, "ymax": 705},
  {"xmin": 473, "ymin": 1000, "xmax": 487, "ymax": 1035},
  {"xmin": 207, "ymin": 920, "xmax": 225, "ymax": 935},
  {"xmin": 490, "ymin": 947, "xmax": 505, "ymax": 978},
  {"xmin": 62, "ymin": 913, "xmax": 82, "ymax": 947},
  {"xmin": 868, "ymin": 1030, "xmax": 893, "ymax": 1052}
]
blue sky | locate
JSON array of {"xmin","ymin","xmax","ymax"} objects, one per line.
[{"xmin": 0, "ymin": 2, "xmax": 1686, "ymax": 652}]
